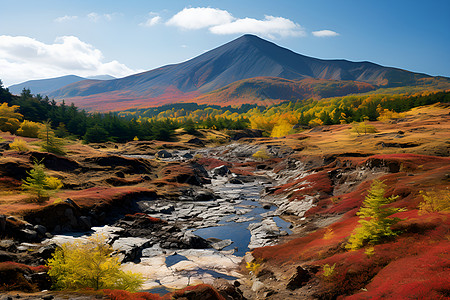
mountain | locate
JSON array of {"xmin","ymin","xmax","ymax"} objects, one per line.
[
  {"xmin": 48, "ymin": 34, "xmax": 446, "ymax": 111},
  {"xmin": 8, "ymin": 75, "xmax": 115, "ymax": 96}
]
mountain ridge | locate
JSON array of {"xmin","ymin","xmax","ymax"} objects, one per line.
[
  {"xmin": 8, "ymin": 74, "xmax": 115, "ymax": 96},
  {"xmin": 28, "ymin": 35, "xmax": 449, "ymax": 111}
]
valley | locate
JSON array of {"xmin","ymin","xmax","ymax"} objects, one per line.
[{"xmin": 0, "ymin": 102, "xmax": 448, "ymax": 299}]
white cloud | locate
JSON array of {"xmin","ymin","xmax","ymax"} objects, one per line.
[
  {"xmin": 312, "ymin": 30, "xmax": 339, "ymax": 37},
  {"xmin": 166, "ymin": 7, "xmax": 234, "ymax": 30},
  {"xmin": 210, "ymin": 15, "xmax": 305, "ymax": 38},
  {"xmin": 141, "ymin": 15, "xmax": 162, "ymax": 27},
  {"xmin": 87, "ymin": 12, "xmax": 101, "ymax": 22},
  {"xmin": 0, "ymin": 35, "xmax": 137, "ymax": 86},
  {"xmin": 54, "ymin": 15, "xmax": 78, "ymax": 23},
  {"xmin": 87, "ymin": 12, "xmax": 118, "ymax": 22}
]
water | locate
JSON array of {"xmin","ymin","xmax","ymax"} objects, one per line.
[{"xmin": 193, "ymin": 179, "xmax": 291, "ymax": 256}]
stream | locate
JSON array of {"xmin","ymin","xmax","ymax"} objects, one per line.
[{"xmin": 43, "ymin": 148, "xmax": 292, "ymax": 294}]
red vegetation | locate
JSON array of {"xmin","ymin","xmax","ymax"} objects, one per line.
[
  {"xmin": 124, "ymin": 213, "xmax": 167, "ymax": 224},
  {"xmin": 104, "ymin": 289, "xmax": 162, "ymax": 300},
  {"xmin": 0, "ymin": 262, "xmax": 49, "ymax": 292},
  {"xmin": 104, "ymin": 284, "xmax": 224, "ymax": 300},
  {"xmin": 272, "ymin": 170, "xmax": 333, "ymax": 202},
  {"xmin": 195, "ymin": 157, "xmax": 232, "ymax": 170}
]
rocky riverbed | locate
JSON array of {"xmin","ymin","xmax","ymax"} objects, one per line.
[{"xmin": 37, "ymin": 143, "xmax": 295, "ymax": 295}]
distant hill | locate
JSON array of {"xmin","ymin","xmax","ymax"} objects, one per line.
[
  {"xmin": 8, "ymin": 75, "xmax": 115, "ymax": 96},
  {"xmin": 44, "ymin": 34, "xmax": 448, "ymax": 111}
]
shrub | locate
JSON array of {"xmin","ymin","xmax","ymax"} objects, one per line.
[
  {"xmin": 47, "ymin": 234, "xmax": 143, "ymax": 291},
  {"xmin": 418, "ymin": 189, "xmax": 450, "ymax": 214},
  {"xmin": 21, "ymin": 160, "xmax": 62, "ymax": 202},
  {"xmin": 351, "ymin": 121, "xmax": 377, "ymax": 135},
  {"xmin": 322, "ymin": 263, "xmax": 336, "ymax": 278},
  {"xmin": 246, "ymin": 261, "xmax": 261, "ymax": 276},
  {"xmin": 252, "ymin": 147, "xmax": 271, "ymax": 160},
  {"xmin": 9, "ymin": 137, "xmax": 30, "ymax": 152},
  {"xmin": 16, "ymin": 120, "xmax": 43, "ymax": 138},
  {"xmin": 346, "ymin": 180, "xmax": 404, "ymax": 250}
]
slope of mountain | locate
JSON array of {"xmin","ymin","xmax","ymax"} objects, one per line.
[
  {"xmin": 47, "ymin": 34, "xmax": 447, "ymax": 111},
  {"xmin": 8, "ymin": 75, "xmax": 115, "ymax": 96},
  {"xmin": 190, "ymin": 77, "xmax": 376, "ymax": 106}
]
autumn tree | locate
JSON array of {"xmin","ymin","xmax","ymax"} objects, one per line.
[
  {"xmin": 47, "ymin": 235, "xmax": 143, "ymax": 291},
  {"xmin": 0, "ymin": 102, "xmax": 22, "ymax": 133},
  {"xmin": 22, "ymin": 160, "xmax": 63, "ymax": 202},
  {"xmin": 346, "ymin": 180, "xmax": 403, "ymax": 250}
]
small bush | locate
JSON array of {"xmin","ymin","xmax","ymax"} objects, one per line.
[
  {"xmin": 418, "ymin": 189, "xmax": 450, "ymax": 214},
  {"xmin": 322, "ymin": 263, "xmax": 336, "ymax": 278},
  {"xmin": 246, "ymin": 261, "xmax": 261, "ymax": 276},
  {"xmin": 252, "ymin": 147, "xmax": 271, "ymax": 160},
  {"xmin": 351, "ymin": 121, "xmax": 377, "ymax": 135},
  {"xmin": 9, "ymin": 137, "xmax": 30, "ymax": 152},
  {"xmin": 364, "ymin": 246, "xmax": 375, "ymax": 258},
  {"xmin": 16, "ymin": 120, "xmax": 43, "ymax": 138}
]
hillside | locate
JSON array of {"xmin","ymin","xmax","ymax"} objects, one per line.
[
  {"xmin": 46, "ymin": 35, "xmax": 449, "ymax": 111},
  {"xmin": 191, "ymin": 77, "xmax": 376, "ymax": 106}
]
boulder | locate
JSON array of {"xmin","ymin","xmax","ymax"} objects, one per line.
[
  {"xmin": 211, "ymin": 165, "xmax": 231, "ymax": 177},
  {"xmin": 156, "ymin": 150, "xmax": 172, "ymax": 158},
  {"xmin": 286, "ymin": 266, "xmax": 311, "ymax": 290}
]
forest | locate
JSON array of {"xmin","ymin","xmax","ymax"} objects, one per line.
[{"xmin": 0, "ymin": 79, "xmax": 448, "ymax": 143}]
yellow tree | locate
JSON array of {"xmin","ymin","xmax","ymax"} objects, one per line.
[
  {"xmin": 47, "ymin": 234, "xmax": 143, "ymax": 291},
  {"xmin": 0, "ymin": 103, "xmax": 22, "ymax": 133}
]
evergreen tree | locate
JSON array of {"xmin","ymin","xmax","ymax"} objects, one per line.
[
  {"xmin": 39, "ymin": 120, "xmax": 66, "ymax": 155},
  {"xmin": 346, "ymin": 180, "xmax": 403, "ymax": 250}
]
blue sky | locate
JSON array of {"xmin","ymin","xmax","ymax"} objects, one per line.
[{"xmin": 1, "ymin": 0, "xmax": 449, "ymax": 86}]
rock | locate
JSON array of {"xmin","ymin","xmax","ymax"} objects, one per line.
[
  {"xmin": 194, "ymin": 190, "xmax": 215, "ymax": 201},
  {"xmin": 252, "ymin": 280, "xmax": 265, "ymax": 292},
  {"xmin": 213, "ymin": 278, "xmax": 245, "ymax": 300},
  {"xmin": 248, "ymin": 218, "xmax": 280, "ymax": 249},
  {"xmin": 0, "ymin": 141, "xmax": 11, "ymax": 150},
  {"xmin": 0, "ymin": 215, "xmax": 6, "ymax": 233},
  {"xmin": 19, "ymin": 229, "xmax": 38, "ymax": 242},
  {"xmin": 35, "ymin": 244, "xmax": 57, "ymax": 260},
  {"xmin": 79, "ymin": 216, "xmax": 92, "ymax": 230},
  {"xmin": 115, "ymin": 171, "xmax": 125, "ymax": 178},
  {"xmin": 41, "ymin": 295, "xmax": 54, "ymax": 300},
  {"xmin": 159, "ymin": 205, "xmax": 175, "ymax": 214},
  {"xmin": 211, "ymin": 165, "xmax": 231, "ymax": 177},
  {"xmin": 30, "ymin": 272, "xmax": 52, "ymax": 291},
  {"xmin": 229, "ymin": 178, "xmax": 243, "ymax": 184},
  {"xmin": 286, "ymin": 266, "xmax": 311, "ymax": 290},
  {"xmin": 230, "ymin": 129, "xmax": 263, "ymax": 140},
  {"xmin": 180, "ymin": 231, "xmax": 209, "ymax": 249},
  {"xmin": 156, "ymin": 150, "xmax": 172, "ymax": 158},
  {"xmin": 211, "ymin": 239, "xmax": 233, "ymax": 251},
  {"xmin": 262, "ymin": 203, "xmax": 271, "ymax": 209},
  {"xmin": 33, "ymin": 224, "xmax": 47, "ymax": 235},
  {"xmin": 182, "ymin": 152, "xmax": 194, "ymax": 159},
  {"xmin": 187, "ymin": 138, "xmax": 205, "ymax": 146}
]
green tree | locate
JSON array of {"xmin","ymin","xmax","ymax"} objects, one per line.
[
  {"xmin": 83, "ymin": 125, "xmax": 109, "ymax": 143},
  {"xmin": 47, "ymin": 234, "xmax": 143, "ymax": 291},
  {"xmin": 346, "ymin": 180, "xmax": 403, "ymax": 250},
  {"xmin": 39, "ymin": 120, "xmax": 66, "ymax": 155},
  {"xmin": 22, "ymin": 160, "xmax": 62, "ymax": 202}
]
